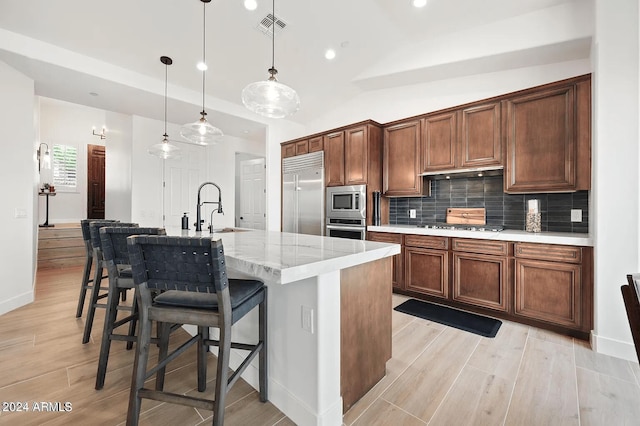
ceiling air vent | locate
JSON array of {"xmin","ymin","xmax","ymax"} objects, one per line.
[{"xmin": 255, "ymin": 13, "xmax": 287, "ymax": 38}]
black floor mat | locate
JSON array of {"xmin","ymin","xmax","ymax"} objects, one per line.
[{"xmin": 394, "ymin": 299, "xmax": 502, "ymax": 338}]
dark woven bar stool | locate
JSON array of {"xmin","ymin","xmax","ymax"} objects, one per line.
[
  {"xmin": 623, "ymin": 274, "xmax": 640, "ymax": 363},
  {"xmin": 95, "ymin": 226, "xmax": 167, "ymax": 390},
  {"xmin": 126, "ymin": 236, "xmax": 268, "ymax": 426},
  {"xmin": 82, "ymin": 221, "xmax": 138, "ymax": 344},
  {"xmin": 76, "ymin": 219, "xmax": 118, "ymax": 318}
]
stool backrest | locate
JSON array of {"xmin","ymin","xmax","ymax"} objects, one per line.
[
  {"xmin": 100, "ymin": 227, "xmax": 166, "ymax": 267},
  {"xmin": 624, "ymin": 274, "xmax": 640, "ymax": 363},
  {"xmin": 127, "ymin": 236, "xmax": 229, "ymax": 293},
  {"xmin": 90, "ymin": 222, "xmax": 138, "ymax": 252},
  {"xmin": 81, "ymin": 219, "xmax": 118, "ymax": 247}
]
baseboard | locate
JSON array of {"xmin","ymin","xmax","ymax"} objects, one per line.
[
  {"xmin": 0, "ymin": 290, "xmax": 34, "ymax": 316},
  {"xmin": 591, "ymin": 331, "xmax": 639, "ymax": 362}
]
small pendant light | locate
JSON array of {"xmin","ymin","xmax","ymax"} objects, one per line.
[
  {"xmin": 148, "ymin": 56, "xmax": 181, "ymax": 160},
  {"xmin": 241, "ymin": 0, "xmax": 300, "ymax": 119},
  {"xmin": 180, "ymin": 0, "xmax": 223, "ymax": 144}
]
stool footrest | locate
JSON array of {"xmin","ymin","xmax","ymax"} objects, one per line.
[{"xmin": 138, "ymin": 388, "xmax": 215, "ymax": 411}]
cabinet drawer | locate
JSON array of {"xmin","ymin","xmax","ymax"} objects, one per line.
[
  {"xmin": 514, "ymin": 243, "xmax": 582, "ymax": 264},
  {"xmin": 367, "ymin": 232, "xmax": 403, "ymax": 244},
  {"xmin": 405, "ymin": 235, "xmax": 448, "ymax": 250},
  {"xmin": 452, "ymin": 238, "xmax": 511, "ymax": 256}
]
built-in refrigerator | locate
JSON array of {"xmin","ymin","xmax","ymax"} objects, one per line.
[{"xmin": 282, "ymin": 151, "xmax": 324, "ymax": 236}]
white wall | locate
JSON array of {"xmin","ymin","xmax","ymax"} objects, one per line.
[
  {"xmin": 0, "ymin": 61, "xmax": 36, "ymax": 315},
  {"xmin": 591, "ymin": 0, "xmax": 640, "ymax": 361},
  {"xmin": 38, "ymin": 98, "xmax": 106, "ymax": 223},
  {"xmin": 105, "ymin": 111, "xmax": 133, "ymax": 221}
]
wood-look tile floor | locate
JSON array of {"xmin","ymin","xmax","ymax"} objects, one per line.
[{"xmin": 1, "ymin": 267, "xmax": 639, "ymax": 425}]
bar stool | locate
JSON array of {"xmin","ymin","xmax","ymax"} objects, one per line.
[
  {"xmin": 95, "ymin": 226, "xmax": 167, "ymax": 390},
  {"xmin": 76, "ymin": 219, "xmax": 118, "ymax": 318},
  {"xmin": 126, "ymin": 236, "xmax": 268, "ymax": 426},
  {"xmin": 623, "ymin": 274, "xmax": 640, "ymax": 363},
  {"xmin": 82, "ymin": 221, "xmax": 138, "ymax": 344}
]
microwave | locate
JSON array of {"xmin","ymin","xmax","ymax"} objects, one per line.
[{"xmin": 326, "ymin": 184, "xmax": 366, "ymax": 220}]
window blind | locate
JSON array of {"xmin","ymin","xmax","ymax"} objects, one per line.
[{"xmin": 52, "ymin": 144, "xmax": 78, "ymax": 188}]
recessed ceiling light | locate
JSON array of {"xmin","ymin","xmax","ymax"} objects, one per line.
[
  {"xmin": 244, "ymin": 0, "xmax": 257, "ymax": 11},
  {"xmin": 89, "ymin": 92, "xmax": 99, "ymax": 97},
  {"xmin": 325, "ymin": 49, "xmax": 336, "ymax": 60},
  {"xmin": 197, "ymin": 61, "xmax": 208, "ymax": 71},
  {"xmin": 411, "ymin": 0, "xmax": 427, "ymax": 8}
]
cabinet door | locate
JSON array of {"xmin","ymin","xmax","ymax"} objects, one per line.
[
  {"xmin": 344, "ymin": 125, "xmax": 368, "ymax": 185},
  {"xmin": 309, "ymin": 136, "xmax": 323, "ymax": 153},
  {"xmin": 324, "ymin": 131, "xmax": 345, "ymax": 187},
  {"xmin": 514, "ymin": 258, "xmax": 581, "ymax": 328},
  {"xmin": 368, "ymin": 232, "xmax": 404, "ymax": 290},
  {"xmin": 452, "ymin": 252, "xmax": 508, "ymax": 312},
  {"xmin": 282, "ymin": 143, "xmax": 296, "ymax": 159},
  {"xmin": 421, "ymin": 111, "xmax": 457, "ymax": 172},
  {"xmin": 504, "ymin": 85, "xmax": 576, "ymax": 192},
  {"xmin": 295, "ymin": 140, "xmax": 309, "ymax": 155},
  {"xmin": 383, "ymin": 120, "xmax": 423, "ymax": 196},
  {"xmin": 405, "ymin": 246, "xmax": 448, "ymax": 299},
  {"xmin": 459, "ymin": 102, "xmax": 502, "ymax": 169}
]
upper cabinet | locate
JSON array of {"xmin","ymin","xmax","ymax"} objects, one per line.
[
  {"xmin": 459, "ymin": 101, "xmax": 502, "ymax": 169},
  {"xmin": 383, "ymin": 120, "xmax": 425, "ymax": 197},
  {"xmin": 325, "ymin": 123, "xmax": 383, "ymax": 187},
  {"xmin": 503, "ymin": 75, "xmax": 591, "ymax": 193},
  {"xmin": 324, "ymin": 131, "xmax": 346, "ymax": 187},
  {"xmin": 421, "ymin": 111, "xmax": 457, "ymax": 172}
]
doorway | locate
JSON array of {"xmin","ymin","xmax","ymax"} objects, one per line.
[
  {"xmin": 237, "ymin": 156, "xmax": 266, "ymax": 230},
  {"xmin": 87, "ymin": 144, "xmax": 105, "ymax": 219}
]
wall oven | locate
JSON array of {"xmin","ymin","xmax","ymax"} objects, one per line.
[{"xmin": 325, "ymin": 185, "xmax": 366, "ymax": 240}]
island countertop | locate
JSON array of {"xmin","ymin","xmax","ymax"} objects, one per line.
[{"xmin": 165, "ymin": 228, "xmax": 401, "ymax": 284}]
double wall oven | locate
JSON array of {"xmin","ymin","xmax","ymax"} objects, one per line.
[{"xmin": 325, "ymin": 184, "xmax": 366, "ymax": 240}]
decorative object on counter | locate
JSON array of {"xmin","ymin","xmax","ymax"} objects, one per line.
[
  {"xmin": 241, "ymin": 0, "xmax": 300, "ymax": 118},
  {"xmin": 446, "ymin": 207, "xmax": 485, "ymax": 225},
  {"xmin": 181, "ymin": 212, "xmax": 189, "ymax": 230},
  {"xmin": 148, "ymin": 56, "xmax": 181, "ymax": 160},
  {"xmin": 394, "ymin": 298, "xmax": 502, "ymax": 338},
  {"xmin": 372, "ymin": 191, "xmax": 381, "ymax": 226},
  {"xmin": 92, "ymin": 126, "xmax": 106, "ymax": 140},
  {"xmin": 36, "ymin": 142, "xmax": 51, "ymax": 173},
  {"xmin": 526, "ymin": 199, "xmax": 541, "ymax": 233},
  {"xmin": 180, "ymin": 0, "xmax": 223, "ymax": 145}
]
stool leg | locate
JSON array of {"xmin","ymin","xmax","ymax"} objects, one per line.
[
  {"xmin": 126, "ymin": 289, "xmax": 139, "ymax": 350},
  {"xmin": 259, "ymin": 290, "xmax": 268, "ymax": 402},
  {"xmin": 95, "ymin": 278, "xmax": 120, "ymax": 390},
  {"xmin": 76, "ymin": 248, "xmax": 93, "ymax": 318},
  {"xmin": 155, "ymin": 321, "xmax": 171, "ymax": 391},
  {"xmin": 197, "ymin": 326, "xmax": 209, "ymax": 392},
  {"xmin": 82, "ymin": 255, "xmax": 104, "ymax": 344},
  {"xmin": 213, "ymin": 323, "xmax": 231, "ymax": 426},
  {"xmin": 126, "ymin": 294, "xmax": 152, "ymax": 426}
]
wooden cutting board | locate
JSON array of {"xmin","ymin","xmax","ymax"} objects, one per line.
[{"xmin": 446, "ymin": 208, "xmax": 486, "ymax": 225}]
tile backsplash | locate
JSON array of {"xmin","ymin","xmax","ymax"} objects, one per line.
[{"xmin": 388, "ymin": 175, "xmax": 589, "ymax": 233}]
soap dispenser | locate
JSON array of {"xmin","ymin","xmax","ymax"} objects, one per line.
[{"xmin": 181, "ymin": 212, "xmax": 189, "ymax": 230}]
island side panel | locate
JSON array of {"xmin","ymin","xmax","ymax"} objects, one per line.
[{"xmin": 340, "ymin": 257, "xmax": 392, "ymax": 412}]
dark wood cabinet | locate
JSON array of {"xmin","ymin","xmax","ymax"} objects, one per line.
[
  {"xmin": 309, "ymin": 136, "xmax": 323, "ymax": 153},
  {"xmin": 383, "ymin": 120, "xmax": 426, "ymax": 197},
  {"xmin": 404, "ymin": 235, "xmax": 449, "ymax": 299},
  {"xmin": 504, "ymin": 75, "xmax": 591, "ymax": 193},
  {"xmin": 459, "ymin": 101, "xmax": 502, "ymax": 169},
  {"xmin": 295, "ymin": 140, "xmax": 309, "ymax": 155},
  {"xmin": 421, "ymin": 111, "xmax": 457, "ymax": 172},
  {"xmin": 344, "ymin": 126, "xmax": 369, "ymax": 185},
  {"xmin": 282, "ymin": 143, "xmax": 296, "ymax": 159},
  {"xmin": 451, "ymin": 238, "xmax": 510, "ymax": 312},
  {"xmin": 324, "ymin": 131, "xmax": 345, "ymax": 187},
  {"xmin": 367, "ymin": 232, "xmax": 404, "ymax": 290}
]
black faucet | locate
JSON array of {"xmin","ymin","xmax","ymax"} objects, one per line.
[{"xmin": 195, "ymin": 182, "xmax": 223, "ymax": 232}]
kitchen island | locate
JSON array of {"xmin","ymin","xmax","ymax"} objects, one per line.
[{"xmin": 167, "ymin": 228, "xmax": 401, "ymax": 426}]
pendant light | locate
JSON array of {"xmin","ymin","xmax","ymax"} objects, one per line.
[
  {"xmin": 148, "ymin": 56, "xmax": 181, "ymax": 159},
  {"xmin": 180, "ymin": 0, "xmax": 223, "ymax": 145},
  {"xmin": 241, "ymin": 0, "xmax": 300, "ymax": 119}
]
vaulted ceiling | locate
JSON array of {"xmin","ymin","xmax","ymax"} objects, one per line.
[{"xmin": 0, "ymin": 0, "xmax": 591, "ymax": 141}]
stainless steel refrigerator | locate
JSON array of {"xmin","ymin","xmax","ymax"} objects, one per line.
[{"xmin": 282, "ymin": 151, "xmax": 324, "ymax": 236}]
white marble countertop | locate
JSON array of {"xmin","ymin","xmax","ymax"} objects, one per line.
[
  {"xmin": 165, "ymin": 228, "xmax": 401, "ymax": 284},
  {"xmin": 367, "ymin": 224, "xmax": 593, "ymax": 247}
]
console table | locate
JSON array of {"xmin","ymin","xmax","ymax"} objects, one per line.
[{"xmin": 39, "ymin": 191, "xmax": 56, "ymax": 227}]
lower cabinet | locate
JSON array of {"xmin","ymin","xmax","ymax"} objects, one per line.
[{"xmin": 370, "ymin": 231, "xmax": 593, "ymax": 338}]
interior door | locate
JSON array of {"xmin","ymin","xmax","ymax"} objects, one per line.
[
  {"xmin": 87, "ymin": 144, "xmax": 105, "ymax": 219},
  {"xmin": 164, "ymin": 143, "xmax": 206, "ymax": 229},
  {"xmin": 238, "ymin": 158, "xmax": 266, "ymax": 230}
]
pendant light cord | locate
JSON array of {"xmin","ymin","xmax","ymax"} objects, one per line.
[
  {"xmin": 201, "ymin": 0, "xmax": 206, "ymax": 116},
  {"xmin": 164, "ymin": 61, "xmax": 168, "ymax": 137},
  {"xmin": 271, "ymin": 0, "xmax": 275, "ymax": 71}
]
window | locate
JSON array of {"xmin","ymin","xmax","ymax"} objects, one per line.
[{"xmin": 52, "ymin": 144, "xmax": 78, "ymax": 190}]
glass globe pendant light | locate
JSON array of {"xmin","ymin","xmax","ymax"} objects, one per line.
[
  {"xmin": 241, "ymin": 0, "xmax": 300, "ymax": 119},
  {"xmin": 180, "ymin": 0, "xmax": 223, "ymax": 145},
  {"xmin": 148, "ymin": 56, "xmax": 182, "ymax": 160}
]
